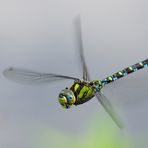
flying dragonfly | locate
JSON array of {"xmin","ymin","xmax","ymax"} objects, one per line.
[{"xmin": 3, "ymin": 17, "xmax": 148, "ymax": 129}]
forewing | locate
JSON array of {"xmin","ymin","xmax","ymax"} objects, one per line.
[
  {"xmin": 3, "ymin": 67, "xmax": 79, "ymax": 84},
  {"xmin": 75, "ymin": 16, "xmax": 90, "ymax": 81},
  {"xmin": 95, "ymin": 92, "xmax": 124, "ymax": 128}
]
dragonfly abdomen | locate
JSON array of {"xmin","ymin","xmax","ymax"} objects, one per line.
[{"xmin": 102, "ymin": 59, "xmax": 148, "ymax": 85}]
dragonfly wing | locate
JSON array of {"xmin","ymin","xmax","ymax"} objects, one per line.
[
  {"xmin": 95, "ymin": 92, "xmax": 124, "ymax": 128},
  {"xmin": 3, "ymin": 67, "xmax": 79, "ymax": 84},
  {"xmin": 75, "ymin": 16, "xmax": 90, "ymax": 81}
]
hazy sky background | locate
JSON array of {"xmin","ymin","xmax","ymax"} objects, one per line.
[{"xmin": 0, "ymin": 0, "xmax": 148, "ymax": 147}]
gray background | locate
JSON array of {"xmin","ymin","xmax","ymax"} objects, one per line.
[{"xmin": 0, "ymin": 0, "xmax": 148, "ymax": 147}]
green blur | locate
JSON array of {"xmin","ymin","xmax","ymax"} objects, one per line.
[{"xmin": 32, "ymin": 114, "xmax": 133, "ymax": 148}]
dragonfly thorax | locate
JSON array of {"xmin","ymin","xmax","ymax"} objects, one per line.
[
  {"xmin": 91, "ymin": 80, "xmax": 103, "ymax": 91},
  {"xmin": 67, "ymin": 80, "xmax": 103, "ymax": 105},
  {"xmin": 58, "ymin": 88, "xmax": 76, "ymax": 109}
]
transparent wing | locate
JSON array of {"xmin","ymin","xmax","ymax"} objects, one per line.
[
  {"xmin": 75, "ymin": 16, "xmax": 90, "ymax": 81},
  {"xmin": 3, "ymin": 67, "xmax": 79, "ymax": 84},
  {"xmin": 95, "ymin": 92, "xmax": 124, "ymax": 128}
]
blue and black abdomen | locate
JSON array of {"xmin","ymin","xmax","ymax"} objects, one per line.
[{"xmin": 102, "ymin": 59, "xmax": 148, "ymax": 85}]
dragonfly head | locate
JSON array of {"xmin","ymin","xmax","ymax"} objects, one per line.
[{"xmin": 58, "ymin": 88, "xmax": 76, "ymax": 109}]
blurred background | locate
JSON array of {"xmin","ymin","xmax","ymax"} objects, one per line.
[{"xmin": 0, "ymin": 0, "xmax": 148, "ymax": 147}]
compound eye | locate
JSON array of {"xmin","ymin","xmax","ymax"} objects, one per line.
[
  {"xmin": 67, "ymin": 94, "xmax": 72, "ymax": 99},
  {"xmin": 59, "ymin": 94, "xmax": 63, "ymax": 98},
  {"xmin": 67, "ymin": 95, "xmax": 75, "ymax": 105}
]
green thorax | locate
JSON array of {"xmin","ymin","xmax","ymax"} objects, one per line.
[{"xmin": 70, "ymin": 80, "xmax": 103, "ymax": 105}]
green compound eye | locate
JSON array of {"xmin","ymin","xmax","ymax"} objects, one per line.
[
  {"xmin": 67, "ymin": 95, "xmax": 76, "ymax": 105},
  {"xmin": 58, "ymin": 95, "xmax": 67, "ymax": 103},
  {"xmin": 58, "ymin": 89, "xmax": 76, "ymax": 109}
]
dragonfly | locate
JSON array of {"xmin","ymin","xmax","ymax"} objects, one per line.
[{"xmin": 3, "ymin": 17, "xmax": 148, "ymax": 128}]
